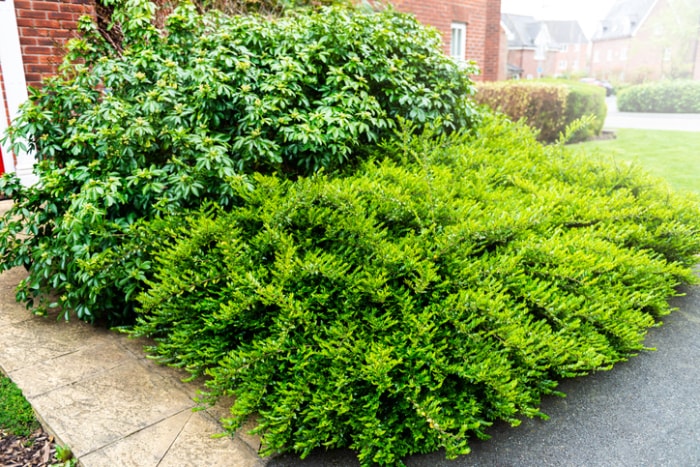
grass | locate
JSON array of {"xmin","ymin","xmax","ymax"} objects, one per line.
[
  {"xmin": 572, "ymin": 129, "xmax": 700, "ymax": 194},
  {"xmin": 0, "ymin": 374, "xmax": 39, "ymax": 436}
]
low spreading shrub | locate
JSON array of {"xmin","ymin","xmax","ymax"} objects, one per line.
[
  {"xmin": 0, "ymin": 2, "xmax": 477, "ymax": 324},
  {"xmin": 474, "ymin": 80, "xmax": 606, "ymax": 143},
  {"xmin": 617, "ymin": 80, "xmax": 700, "ymax": 113},
  {"xmin": 130, "ymin": 116, "xmax": 700, "ymax": 466}
]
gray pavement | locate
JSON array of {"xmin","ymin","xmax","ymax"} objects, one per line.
[{"xmin": 604, "ymin": 97, "xmax": 700, "ymax": 132}]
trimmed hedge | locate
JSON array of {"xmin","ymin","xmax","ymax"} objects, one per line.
[
  {"xmin": 474, "ymin": 81, "xmax": 606, "ymax": 143},
  {"xmin": 617, "ymin": 80, "xmax": 700, "ymax": 113},
  {"xmin": 131, "ymin": 116, "xmax": 700, "ymax": 466}
]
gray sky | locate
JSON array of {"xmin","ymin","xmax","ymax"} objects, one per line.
[{"xmin": 501, "ymin": 0, "xmax": 615, "ymax": 36}]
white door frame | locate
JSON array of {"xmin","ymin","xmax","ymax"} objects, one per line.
[{"xmin": 0, "ymin": 0, "xmax": 37, "ymax": 186}]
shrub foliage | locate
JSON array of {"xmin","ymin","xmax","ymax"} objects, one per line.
[
  {"xmin": 474, "ymin": 81, "xmax": 606, "ymax": 143},
  {"xmin": 131, "ymin": 117, "xmax": 700, "ymax": 465},
  {"xmin": 0, "ymin": 2, "xmax": 477, "ymax": 323},
  {"xmin": 617, "ymin": 80, "xmax": 700, "ymax": 113}
]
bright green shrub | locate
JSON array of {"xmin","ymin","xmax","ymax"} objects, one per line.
[
  {"xmin": 0, "ymin": 2, "xmax": 477, "ymax": 324},
  {"xmin": 131, "ymin": 116, "xmax": 700, "ymax": 466},
  {"xmin": 617, "ymin": 80, "xmax": 700, "ymax": 113},
  {"xmin": 474, "ymin": 81, "xmax": 606, "ymax": 143}
]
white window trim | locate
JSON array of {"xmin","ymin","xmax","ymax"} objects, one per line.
[
  {"xmin": 0, "ymin": 0, "xmax": 36, "ymax": 186},
  {"xmin": 450, "ymin": 22, "xmax": 467, "ymax": 62}
]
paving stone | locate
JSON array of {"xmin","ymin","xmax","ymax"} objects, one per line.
[
  {"xmin": 78, "ymin": 409, "xmax": 196, "ymax": 467},
  {"xmin": 0, "ymin": 316, "xmax": 103, "ymax": 373},
  {"xmin": 8, "ymin": 337, "xmax": 131, "ymax": 398},
  {"xmin": 28, "ymin": 359, "xmax": 196, "ymax": 458},
  {"xmin": 158, "ymin": 410, "xmax": 264, "ymax": 467}
]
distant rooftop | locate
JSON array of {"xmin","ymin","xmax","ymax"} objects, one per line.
[
  {"xmin": 502, "ymin": 13, "xmax": 588, "ymax": 48},
  {"xmin": 592, "ymin": 0, "xmax": 658, "ymax": 40}
]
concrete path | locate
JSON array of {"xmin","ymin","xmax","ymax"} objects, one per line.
[
  {"xmin": 0, "ymin": 264, "xmax": 264, "ymax": 467},
  {"xmin": 604, "ymin": 97, "xmax": 700, "ymax": 132}
]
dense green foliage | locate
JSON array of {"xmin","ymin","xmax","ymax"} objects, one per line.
[
  {"xmin": 0, "ymin": 3, "xmax": 477, "ymax": 324},
  {"xmin": 474, "ymin": 81, "xmax": 606, "ymax": 143},
  {"xmin": 0, "ymin": 376, "xmax": 39, "ymax": 437},
  {"xmin": 194, "ymin": 0, "xmax": 350, "ymax": 15},
  {"xmin": 1, "ymin": 1, "xmax": 699, "ymax": 464},
  {"xmin": 617, "ymin": 80, "xmax": 700, "ymax": 113},
  {"xmin": 131, "ymin": 117, "xmax": 700, "ymax": 465},
  {"xmin": 563, "ymin": 81, "xmax": 607, "ymax": 141}
]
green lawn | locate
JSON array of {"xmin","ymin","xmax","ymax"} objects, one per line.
[
  {"xmin": 572, "ymin": 129, "xmax": 700, "ymax": 194},
  {"xmin": 0, "ymin": 374, "xmax": 39, "ymax": 436}
]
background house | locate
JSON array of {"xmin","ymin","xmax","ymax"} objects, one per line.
[
  {"xmin": 502, "ymin": 13, "xmax": 588, "ymax": 79},
  {"xmin": 591, "ymin": 0, "xmax": 700, "ymax": 82},
  {"xmin": 371, "ymin": 0, "xmax": 504, "ymax": 81}
]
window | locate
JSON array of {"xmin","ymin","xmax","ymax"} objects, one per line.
[
  {"xmin": 534, "ymin": 43, "xmax": 546, "ymax": 61},
  {"xmin": 450, "ymin": 22, "xmax": 467, "ymax": 61},
  {"xmin": 607, "ymin": 49, "xmax": 613, "ymax": 61},
  {"xmin": 572, "ymin": 59, "xmax": 579, "ymax": 70},
  {"xmin": 593, "ymin": 51, "xmax": 600, "ymax": 63},
  {"xmin": 663, "ymin": 47, "xmax": 672, "ymax": 61},
  {"xmin": 620, "ymin": 47, "xmax": 628, "ymax": 61},
  {"xmin": 559, "ymin": 60, "xmax": 567, "ymax": 70}
]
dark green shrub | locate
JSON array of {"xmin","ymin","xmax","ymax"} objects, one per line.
[
  {"xmin": 617, "ymin": 80, "xmax": 700, "ymax": 113},
  {"xmin": 131, "ymin": 116, "xmax": 700, "ymax": 466},
  {"xmin": 194, "ymin": 0, "xmax": 351, "ymax": 15},
  {"xmin": 0, "ymin": 2, "xmax": 477, "ymax": 324},
  {"xmin": 474, "ymin": 81, "xmax": 606, "ymax": 143}
]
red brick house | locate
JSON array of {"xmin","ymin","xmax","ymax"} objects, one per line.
[
  {"xmin": 0, "ymin": 0, "xmax": 93, "ymax": 184},
  {"xmin": 0, "ymin": 0, "xmax": 503, "ymax": 185},
  {"xmin": 389, "ymin": 0, "xmax": 503, "ymax": 81},
  {"xmin": 590, "ymin": 0, "xmax": 700, "ymax": 83}
]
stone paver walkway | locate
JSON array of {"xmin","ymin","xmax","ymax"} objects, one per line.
[{"xmin": 0, "ymin": 263, "xmax": 264, "ymax": 466}]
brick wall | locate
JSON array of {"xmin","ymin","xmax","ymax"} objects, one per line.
[
  {"xmin": 390, "ymin": 0, "xmax": 502, "ymax": 81},
  {"xmin": 12, "ymin": 0, "xmax": 502, "ymax": 86},
  {"xmin": 13, "ymin": 0, "xmax": 93, "ymax": 88}
]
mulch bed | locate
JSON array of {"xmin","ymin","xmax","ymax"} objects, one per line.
[{"xmin": 0, "ymin": 427, "xmax": 59, "ymax": 467}]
